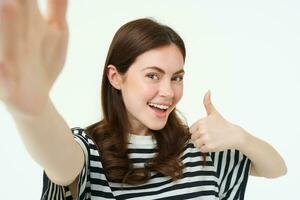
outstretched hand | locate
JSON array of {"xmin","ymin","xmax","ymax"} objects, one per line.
[
  {"xmin": 0, "ymin": 0, "xmax": 68, "ymax": 116},
  {"xmin": 190, "ymin": 90, "xmax": 244, "ymax": 153}
]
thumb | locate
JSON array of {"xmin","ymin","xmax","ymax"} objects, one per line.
[
  {"xmin": 45, "ymin": 0, "xmax": 68, "ymax": 28},
  {"xmin": 203, "ymin": 90, "xmax": 217, "ymax": 115}
]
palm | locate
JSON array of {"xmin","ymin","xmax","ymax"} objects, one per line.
[{"xmin": 0, "ymin": 0, "xmax": 68, "ymax": 115}]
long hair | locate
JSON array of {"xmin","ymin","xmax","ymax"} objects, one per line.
[{"xmin": 85, "ymin": 18, "xmax": 206, "ymax": 185}]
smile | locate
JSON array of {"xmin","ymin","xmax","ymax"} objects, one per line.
[{"xmin": 147, "ymin": 102, "xmax": 170, "ymax": 110}]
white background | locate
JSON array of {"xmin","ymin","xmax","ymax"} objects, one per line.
[{"xmin": 0, "ymin": 0, "xmax": 299, "ymax": 199}]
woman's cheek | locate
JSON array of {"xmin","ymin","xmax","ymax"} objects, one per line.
[
  {"xmin": 143, "ymin": 84, "xmax": 159, "ymax": 97},
  {"xmin": 174, "ymin": 85, "xmax": 183, "ymax": 101}
]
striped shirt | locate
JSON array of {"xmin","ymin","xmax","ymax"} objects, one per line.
[{"xmin": 41, "ymin": 127, "xmax": 251, "ymax": 200}]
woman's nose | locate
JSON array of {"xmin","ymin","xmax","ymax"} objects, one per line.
[{"xmin": 158, "ymin": 81, "xmax": 174, "ymax": 98}]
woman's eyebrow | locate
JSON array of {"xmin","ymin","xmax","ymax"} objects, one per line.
[{"xmin": 142, "ymin": 66, "xmax": 185, "ymax": 75}]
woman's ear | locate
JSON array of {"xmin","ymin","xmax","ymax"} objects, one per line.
[{"xmin": 107, "ymin": 65, "xmax": 123, "ymax": 90}]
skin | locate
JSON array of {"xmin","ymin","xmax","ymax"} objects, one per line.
[
  {"xmin": 107, "ymin": 44, "xmax": 185, "ymax": 135},
  {"xmin": 0, "ymin": 0, "xmax": 85, "ymax": 191},
  {"xmin": 191, "ymin": 91, "xmax": 287, "ymax": 178},
  {"xmin": 0, "ymin": 0, "xmax": 68, "ymax": 116},
  {"xmin": 0, "ymin": 0, "xmax": 287, "ymax": 199},
  {"xmin": 108, "ymin": 44, "xmax": 287, "ymax": 179}
]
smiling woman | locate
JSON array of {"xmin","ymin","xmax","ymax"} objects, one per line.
[
  {"xmin": 84, "ymin": 19, "xmax": 192, "ymax": 187},
  {"xmin": 0, "ymin": 0, "xmax": 289, "ymax": 200},
  {"xmin": 40, "ymin": 17, "xmax": 285, "ymax": 200}
]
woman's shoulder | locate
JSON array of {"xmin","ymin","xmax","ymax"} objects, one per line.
[
  {"xmin": 71, "ymin": 126, "xmax": 87, "ymax": 136},
  {"xmin": 71, "ymin": 127, "xmax": 94, "ymax": 144},
  {"xmin": 70, "ymin": 127, "xmax": 100, "ymax": 159}
]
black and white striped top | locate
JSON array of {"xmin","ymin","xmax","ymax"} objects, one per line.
[{"xmin": 41, "ymin": 127, "xmax": 251, "ymax": 200}]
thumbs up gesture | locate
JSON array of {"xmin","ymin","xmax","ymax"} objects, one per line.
[{"xmin": 190, "ymin": 90, "xmax": 244, "ymax": 152}]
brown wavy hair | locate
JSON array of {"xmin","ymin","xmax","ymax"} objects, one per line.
[{"xmin": 85, "ymin": 18, "xmax": 206, "ymax": 185}]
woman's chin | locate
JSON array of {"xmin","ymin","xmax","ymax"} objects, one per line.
[{"xmin": 147, "ymin": 122, "xmax": 167, "ymax": 131}]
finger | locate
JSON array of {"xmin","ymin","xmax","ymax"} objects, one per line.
[
  {"xmin": 45, "ymin": 0, "xmax": 68, "ymax": 28},
  {"xmin": 0, "ymin": 0, "xmax": 20, "ymax": 62},
  {"xmin": 0, "ymin": 1, "xmax": 19, "ymax": 100},
  {"xmin": 193, "ymin": 135, "xmax": 207, "ymax": 149},
  {"xmin": 191, "ymin": 132, "xmax": 205, "ymax": 141},
  {"xmin": 189, "ymin": 123, "xmax": 198, "ymax": 134},
  {"xmin": 203, "ymin": 90, "xmax": 218, "ymax": 115},
  {"xmin": 191, "ymin": 131, "xmax": 205, "ymax": 141},
  {"xmin": 190, "ymin": 124, "xmax": 206, "ymax": 141},
  {"xmin": 189, "ymin": 119, "xmax": 205, "ymax": 133},
  {"xmin": 0, "ymin": 62, "xmax": 15, "ymax": 101},
  {"xmin": 16, "ymin": 0, "xmax": 39, "ymax": 18},
  {"xmin": 16, "ymin": 0, "xmax": 41, "ymax": 31}
]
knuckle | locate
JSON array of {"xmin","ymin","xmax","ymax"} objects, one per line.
[
  {"xmin": 191, "ymin": 133, "xmax": 196, "ymax": 140},
  {"xmin": 195, "ymin": 140, "xmax": 203, "ymax": 148}
]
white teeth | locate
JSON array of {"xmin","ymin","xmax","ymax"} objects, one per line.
[{"xmin": 148, "ymin": 102, "xmax": 170, "ymax": 110}]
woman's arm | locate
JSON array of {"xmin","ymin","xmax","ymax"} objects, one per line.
[
  {"xmin": 7, "ymin": 98, "xmax": 85, "ymax": 186},
  {"xmin": 0, "ymin": 0, "xmax": 84, "ymax": 186},
  {"xmin": 234, "ymin": 126, "xmax": 287, "ymax": 178}
]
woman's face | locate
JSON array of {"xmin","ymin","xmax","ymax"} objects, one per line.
[{"xmin": 119, "ymin": 44, "xmax": 185, "ymax": 135}]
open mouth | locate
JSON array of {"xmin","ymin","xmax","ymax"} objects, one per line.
[{"xmin": 147, "ymin": 102, "xmax": 170, "ymax": 117}]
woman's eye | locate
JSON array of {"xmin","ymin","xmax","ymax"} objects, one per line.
[
  {"xmin": 146, "ymin": 73, "xmax": 159, "ymax": 80},
  {"xmin": 172, "ymin": 76, "xmax": 184, "ymax": 82}
]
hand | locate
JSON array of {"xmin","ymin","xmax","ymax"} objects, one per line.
[
  {"xmin": 190, "ymin": 90, "xmax": 244, "ymax": 152},
  {"xmin": 0, "ymin": 0, "xmax": 68, "ymax": 116}
]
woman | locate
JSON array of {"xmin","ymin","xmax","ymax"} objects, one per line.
[{"xmin": 0, "ymin": 1, "xmax": 287, "ymax": 200}]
